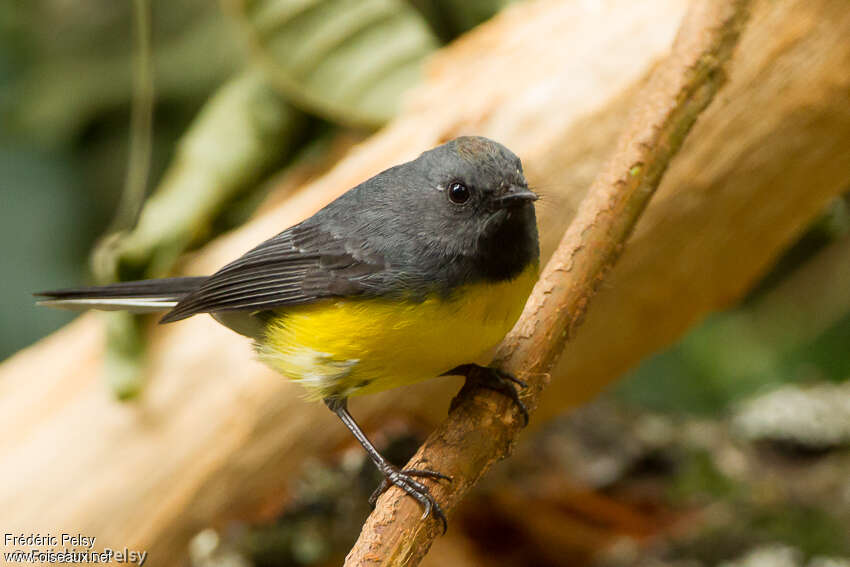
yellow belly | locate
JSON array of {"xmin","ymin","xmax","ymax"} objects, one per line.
[{"xmin": 257, "ymin": 263, "xmax": 537, "ymax": 399}]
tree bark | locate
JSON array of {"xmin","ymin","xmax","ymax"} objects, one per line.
[{"xmin": 3, "ymin": 0, "xmax": 850, "ymax": 565}]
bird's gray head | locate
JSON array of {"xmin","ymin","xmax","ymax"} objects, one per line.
[
  {"xmin": 320, "ymin": 136, "xmax": 539, "ymax": 291},
  {"xmin": 418, "ymin": 135, "xmax": 536, "ymax": 214},
  {"xmin": 395, "ymin": 136, "xmax": 538, "ymax": 259},
  {"xmin": 377, "ymin": 136, "xmax": 539, "ymax": 284}
]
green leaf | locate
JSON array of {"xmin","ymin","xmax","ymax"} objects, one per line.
[
  {"xmin": 93, "ymin": 70, "xmax": 307, "ymax": 281},
  {"xmin": 230, "ymin": 0, "xmax": 439, "ymax": 127},
  {"xmin": 4, "ymin": 6, "xmax": 241, "ymax": 146}
]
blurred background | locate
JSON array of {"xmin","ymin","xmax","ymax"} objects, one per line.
[{"xmin": 1, "ymin": 1, "xmax": 849, "ymax": 566}]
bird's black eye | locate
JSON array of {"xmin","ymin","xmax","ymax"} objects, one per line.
[{"xmin": 447, "ymin": 182, "xmax": 470, "ymax": 204}]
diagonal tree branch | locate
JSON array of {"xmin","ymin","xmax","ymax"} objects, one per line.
[{"xmin": 345, "ymin": 1, "xmax": 754, "ymax": 565}]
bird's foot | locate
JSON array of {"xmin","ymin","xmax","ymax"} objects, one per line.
[
  {"xmin": 446, "ymin": 363, "xmax": 530, "ymax": 426},
  {"xmin": 369, "ymin": 466, "xmax": 451, "ymax": 533}
]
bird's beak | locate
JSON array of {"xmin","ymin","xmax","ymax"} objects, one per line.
[{"xmin": 496, "ymin": 185, "xmax": 538, "ymax": 208}]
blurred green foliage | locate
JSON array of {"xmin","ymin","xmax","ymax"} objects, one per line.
[
  {"xmin": 1, "ymin": 0, "xmax": 240, "ymax": 359},
  {"xmin": 617, "ymin": 197, "xmax": 850, "ymax": 415},
  {"xmin": 232, "ymin": 0, "xmax": 439, "ymax": 127},
  {"xmin": 0, "ymin": 143, "xmax": 94, "ymax": 357}
]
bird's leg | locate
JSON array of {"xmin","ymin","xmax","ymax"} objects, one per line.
[
  {"xmin": 443, "ymin": 363, "xmax": 530, "ymax": 426},
  {"xmin": 323, "ymin": 397, "xmax": 450, "ymax": 532}
]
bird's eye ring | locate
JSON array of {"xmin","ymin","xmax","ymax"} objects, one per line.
[{"xmin": 447, "ymin": 182, "xmax": 470, "ymax": 204}]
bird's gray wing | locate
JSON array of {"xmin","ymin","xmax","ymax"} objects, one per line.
[{"xmin": 160, "ymin": 222, "xmax": 385, "ymax": 323}]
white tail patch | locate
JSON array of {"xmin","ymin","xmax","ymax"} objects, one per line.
[{"xmin": 36, "ymin": 298, "xmax": 178, "ymax": 313}]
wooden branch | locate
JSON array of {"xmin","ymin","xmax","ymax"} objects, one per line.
[
  {"xmin": 343, "ymin": 1, "xmax": 754, "ymax": 564},
  {"xmin": 4, "ymin": 1, "xmax": 850, "ymax": 565}
]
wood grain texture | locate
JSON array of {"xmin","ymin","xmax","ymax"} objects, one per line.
[{"xmin": 3, "ymin": 0, "xmax": 850, "ymax": 564}]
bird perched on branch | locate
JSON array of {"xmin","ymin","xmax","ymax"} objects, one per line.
[{"xmin": 37, "ymin": 136, "xmax": 540, "ymax": 530}]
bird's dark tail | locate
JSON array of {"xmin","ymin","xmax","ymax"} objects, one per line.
[{"xmin": 35, "ymin": 277, "xmax": 207, "ymax": 314}]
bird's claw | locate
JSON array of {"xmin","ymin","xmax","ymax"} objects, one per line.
[
  {"xmin": 448, "ymin": 364, "xmax": 530, "ymax": 426},
  {"xmin": 370, "ymin": 466, "xmax": 451, "ymax": 533}
]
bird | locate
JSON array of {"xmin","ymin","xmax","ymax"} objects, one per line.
[{"xmin": 37, "ymin": 135, "xmax": 540, "ymax": 530}]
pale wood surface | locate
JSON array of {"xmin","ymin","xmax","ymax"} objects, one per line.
[{"xmin": 2, "ymin": 0, "xmax": 850, "ymax": 564}]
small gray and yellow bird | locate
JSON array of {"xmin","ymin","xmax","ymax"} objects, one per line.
[{"xmin": 37, "ymin": 136, "xmax": 539, "ymax": 528}]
